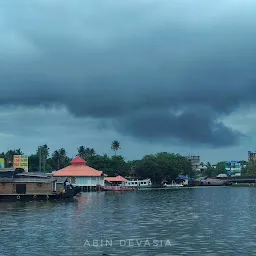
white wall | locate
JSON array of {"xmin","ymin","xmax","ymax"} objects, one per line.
[{"xmin": 74, "ymin": 176, "xmax": 104, "ymax": 186}]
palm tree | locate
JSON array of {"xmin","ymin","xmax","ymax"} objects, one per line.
[
  {"xmin": 111, "ymin": 140, "xmax": 121, "ymax": 156},
  {"xmin": 52, "ymin": 148, "xmax": 67, "ymax": 170},
  {"xmin": 77, "ymin": 146, "xmax": 86, "ymax": 159},
  {"xmin": 37, "ymin": 144, "xmax": 49, "ymax": 172},
  {"xmin": 84, "ymin": 148, "xmax": 96, "ymax": 158},
  {"xmin": 77, "ymin": 146, "xmax": 96, "ymax": 160}
]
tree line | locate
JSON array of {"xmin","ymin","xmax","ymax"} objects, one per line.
[
  {"xmin": 0, "ymin": 141, "xmax": 195, "ymax": 184},
  {"xmin": 198, "ymin": 160, "xmax": 249, "ymax": 177},
  {"xmin": 2, "ymin": 140, "xmax": 251, "ymax": 183}
]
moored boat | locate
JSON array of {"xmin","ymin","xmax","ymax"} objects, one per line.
[
  {"xmin": 122, "ymin": 178, "xmax": 152, "ymax": 189},
  {"xmin": 162, "ymin": 181, "xmax": 184, "ymax": 188},
  {"xmin": 0, "ymin": 168, "xmax": 81, "ymax": 202}
]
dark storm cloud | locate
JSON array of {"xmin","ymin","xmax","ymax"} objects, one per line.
[{"xmin": 1, "ymin": 0, "xmax": 256, "ymax": 147}]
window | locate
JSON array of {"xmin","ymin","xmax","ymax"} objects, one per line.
[{"xmin": 16, "ymin": 184, "xmax": 26, "ymax": 194}]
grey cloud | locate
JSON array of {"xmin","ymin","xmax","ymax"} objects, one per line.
[
  {"xmin": 1, "ymin": 0, "xmax": 256, "ymax": 147},
  {"xmin": 115, "ymin": 109, "xmax": 244, "ymax": 147}
]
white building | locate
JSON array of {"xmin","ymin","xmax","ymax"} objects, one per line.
[{"xmin": 53, "ymin": 156, "xmax": 104, "ymax": 191}]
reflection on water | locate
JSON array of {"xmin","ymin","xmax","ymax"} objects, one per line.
[{"xmin": 1, "ymin": 187, "xmax": 256, "ymax": 255}]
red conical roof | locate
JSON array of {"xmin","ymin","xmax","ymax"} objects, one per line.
[
  {"xmin": 70, "ymin": 156, "xmax": 86, "ymax": 165},
  {"xmin": 54, "ymin": 156, "xmax": 102, "ymax": 177}
]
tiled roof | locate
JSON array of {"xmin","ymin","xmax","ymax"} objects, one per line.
[
  {"xmin": 104, "ymin": 175, "xmax": 128, "ymax": 182},
  {"xmin": 53, "ymin": 157, "xmax": 102, "ymax": 177}
]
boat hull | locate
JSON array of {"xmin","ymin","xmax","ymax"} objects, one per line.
[
  {"xmin": 0, "ymin": 187, "xmax": 81, "ymax": 202},
  {"xmin": 137, "ymin": 186, "xmax": 185, "ymax": 190},
  {"xmin": 103, "ymin": 188, "xmax": 137, "ymax": 191}
]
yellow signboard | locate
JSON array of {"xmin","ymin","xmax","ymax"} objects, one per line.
[
  {"xmin": 0, "ymin": 158, "xmax": 4, "ymax": 168},
  {"xmin": 13, "ymin": 155, "xmax": 28, "ymax": 171}
]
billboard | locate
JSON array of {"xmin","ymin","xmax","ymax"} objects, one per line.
[
  {"xmin": 13, "ymin": 155, "xmax": 28, "ymax": 172},
  {"xmin": 0, "ymin": 158, "xmax": 4, "ymax": 168}
]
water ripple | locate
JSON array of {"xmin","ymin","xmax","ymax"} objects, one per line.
[{"xmin": 0, "ymin": 187, "xmax": 256, "ymax": 255}]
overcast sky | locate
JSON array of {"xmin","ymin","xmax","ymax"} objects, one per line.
[{"xmin": 1, "ymin": 0, "xmax": 256, "ymax": 163}]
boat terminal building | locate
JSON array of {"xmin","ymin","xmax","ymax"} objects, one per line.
[{"xmin": 53, "ymin": 157, "xmax": 104, "ymax": 191}]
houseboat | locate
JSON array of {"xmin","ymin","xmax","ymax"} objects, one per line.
[
  {"xmin": 0, "ymin": 168, "xmax": 81, "ymax": 201},
  {"xmin": 194, "ymin": 177, "xmax": 232, "ymax": 186}
]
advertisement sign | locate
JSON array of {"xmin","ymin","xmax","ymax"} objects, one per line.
[
  {"xmin": 13, "ymin": 155, "xmax": 28, "ymax": 172},
  {"xmin": 0, "ymin": 158, "xmax": 4, "ymax": 168}
]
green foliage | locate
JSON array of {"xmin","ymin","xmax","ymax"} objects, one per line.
[
  {"xmin": 26, "ymin": 146, "xmax": 195, "ymax": 181},
  {"xmin": 111, "ymin": 140, "xmax": 120, "ymax": 155},
  {"xmin": 28, "ymin": 154, "xmax": 39, "ymax": 172},
  {"xmin": 37, "ymin": 144, "xmax": 49, "ymax": 172},
  {"xmin": 77, "ymin": 146, "xmax": 96, "ymax": 160},
  {"xmin": 51, "ymin": 148, "xmax": 70, "ymax": 170},
  {"xmin": 200, "ymin": 161, "xmax": 226, "ymax": 177},
  {"xmin": 134, "ymin": 152, "xmax": 193, "ymax": 184},
  {"xmin": 3, "ymin": 144, "xmax": 247, "ymax": 184},
  {"xmin": 244, "ymin": 160, "xmax": 256, "ymax": 176}
]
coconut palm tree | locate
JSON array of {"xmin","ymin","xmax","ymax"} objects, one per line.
[
  {"xmin": 77, "ymin": 146, "xmax": 96, "ymax": 160},
  {"xmin": 111, "ymin": 140, "xmax": 121, "ymax": 155},
  {"xmin": 37, "ymin": 145, "xmax": 49, "ymax": 172},
  {"xmin": 77, "ymin": 146, "xmax": 86, "ymax": 159},
  {"xmin": 52, "ymin": 148, "xmax": 67, "ymax": 170},
  {"xmin": 84, "ymin": 147, "xmax": 96, "ymax": 158}
]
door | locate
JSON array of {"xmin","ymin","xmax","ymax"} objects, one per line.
[{"xmin": 16, "ymin": 184, "xmax": 26, "ymax": 194}]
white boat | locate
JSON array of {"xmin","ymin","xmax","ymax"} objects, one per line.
[
  {"xmin": 163, "ymin": 181, "xmax": 184, "ymax": 187},
  {"xmin": 122, "ymin": 179, "xmax": 152, "ymax": 188}
]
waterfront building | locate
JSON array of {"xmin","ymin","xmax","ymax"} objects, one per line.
[
  {"xmin": 196, "ymin": 164, "xmax": 207, "ymax": 175},
  {"xmin": 104, "ymin": 175, "xmax": 128, "ymax": 186},
  {"xmin": 186, "ymin": 155, "xmax": 200, "ymax": 173},
  {"xmin": 248, "ymin": 150, "xmax": 256, "ymax": 161},
  {"xmin": 225, "ymin": 161, "xmax": 242, "ymax": 177},
  {"xmin": 53, "ymin": 157, "xmax": 104, "ymax": 191}
]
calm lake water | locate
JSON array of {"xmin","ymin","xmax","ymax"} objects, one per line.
[{"xmin": 1, "ymin": 187, "xmax": 256, "ymax": 255}]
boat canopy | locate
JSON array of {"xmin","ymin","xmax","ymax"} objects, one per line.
[{"xmin": 176, "ymin": 175, "xmax": 188, "ymax": 180}]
